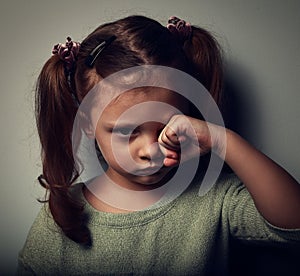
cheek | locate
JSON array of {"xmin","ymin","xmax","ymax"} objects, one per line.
[
  {"xmin": 97, "ymin": 136, "xmax": 138, "ymax": 171},
  {"xmin": 95, "ymin": 132, "xmax": 113, "ymax": 165}
]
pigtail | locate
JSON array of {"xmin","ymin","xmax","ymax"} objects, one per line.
[
  {"xmin": 35, "ymin": 54, "xmax": 91, "ymax": 246},
  {"xmin": 183, "ymin": 26, "xmax": 224, "ymax": 107}
]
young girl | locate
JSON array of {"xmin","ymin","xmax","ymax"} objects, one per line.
[{"xmin": 18, "ymin": 15, "xmax": 300, "ymax": 275}]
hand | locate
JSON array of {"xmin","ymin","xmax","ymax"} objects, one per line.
[{"xmin": 158, "ymin": 115, "xmax": 216, "ymax": 167}]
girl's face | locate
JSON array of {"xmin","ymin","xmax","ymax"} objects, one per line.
[{"xmin": 95, "ymin": 88, "xmax": 187, "ymax": 190}]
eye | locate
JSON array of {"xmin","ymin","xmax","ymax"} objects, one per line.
[
  {"xmin": 113, "ymin": 127, "xmax": 139, "ymax": 137},
  {"xmin": 117, "ymin": 127, "xmax": 132, "ymax": 136}
]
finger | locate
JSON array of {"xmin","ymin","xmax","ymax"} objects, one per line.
[
  {"xmin": 163, "ymin": 157, "xmax": 179, "ymax": 167},
  {"xmin": 158, "ymin": 143, "xmax": 179, "ymax": 159},
  {"xmin": 159, "ymin": 128, "xmax": 180, "ymax": 150},
  {"xmin": 164, "ymin": 126, "xmax": 180, "ymax": 145}
]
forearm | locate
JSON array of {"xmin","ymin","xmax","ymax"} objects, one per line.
[
  {"xmin": 224, "ymin": 129, "xmax": 300, "ymax": 229},
  {"xmin": 159, "ymin": 116, "xmax": 300, "ymax": 229}
]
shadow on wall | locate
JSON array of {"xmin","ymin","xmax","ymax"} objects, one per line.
[
  {"xmin": 223, "ymin": 62, "xmax": 300, "ymax": 275},
  {"xmin": 223, "ymin": 62, "xmax": 262, "ymax": 146}
]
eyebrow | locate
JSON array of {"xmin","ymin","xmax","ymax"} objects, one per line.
[{"xmin": 103, "ymin": 122, "xmax": 138, "ymax": 129}]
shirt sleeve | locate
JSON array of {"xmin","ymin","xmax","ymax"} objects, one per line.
[{"xmin": 223, "ymin": 174, "xmax": 300, "ymax": 246}]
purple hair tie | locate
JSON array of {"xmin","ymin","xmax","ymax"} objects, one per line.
[
  {"xmin": 167, "ymin": 16, "xmax": 192, "ymax": 43},
  {"xmin": 52, "ymin": 37, "xmax": 80, "ymax": 72}
]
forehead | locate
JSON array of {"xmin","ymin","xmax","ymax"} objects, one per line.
[{"xmin": 101, "ymin": 88, "xmax": 187, "ymax": 120}]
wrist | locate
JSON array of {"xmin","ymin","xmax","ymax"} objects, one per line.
[{"xmin": 207, "ymin": 122, "xmax": 228, "ymax": 159}]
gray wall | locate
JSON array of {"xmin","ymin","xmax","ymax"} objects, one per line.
[{"xmin": 0, "ymin": 0, "xmax": 299, "ymax": 274}]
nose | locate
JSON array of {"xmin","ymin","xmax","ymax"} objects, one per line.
[
  {"xmin": 139, "ymin": 141, "xmax": 163, "ymax": 162},
  {"xmin": 138, "ymin": 130, "xmax": 163, "ymax": 163}
]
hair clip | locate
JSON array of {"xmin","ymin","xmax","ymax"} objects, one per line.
[
  {"xmin": 85, "ymin": 35, "xmax": 116, "ymax": 68},
  {"xmin": 52, "ymin": 37, "xmax": 80, "ymax": 72},
  {"xmin": 167, "ymin": 16, "xmax": 192, "ymax": 43}
]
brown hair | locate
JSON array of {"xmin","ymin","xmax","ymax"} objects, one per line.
[{"xmin": 35, "ymin": 15, "xmax": 223, "ymax": 246}]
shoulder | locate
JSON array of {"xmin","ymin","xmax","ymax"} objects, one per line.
[
  {"xmin": 28, "ymin": 203, "xmax": 61, "ymax": 235},
  {"xmin": 18, "ymin": 204, "xmax": 64, "ymax": 274},
  {"xmin": 182, "ymin": 172, "xmax": 245, "ymax": 203},
  {"xmin": 18, "ymin": 184, "xmax": 87, "ymax": 274},
  {"xmin": 167, "ymin": 172, "xmax": 245, "ymax": 221},
  {"xmin": 172, "ymin": 172, "xmax": 252, "ymax": 228}
]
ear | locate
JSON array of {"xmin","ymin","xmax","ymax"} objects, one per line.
[
  {"xmin": 74, "ymin": 109, "xmax": 96, "ymax": 139},
  {"xmin": 83, "ymin": 124, "xmax": 95, "ymax": 139}
]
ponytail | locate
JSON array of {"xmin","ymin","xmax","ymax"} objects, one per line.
[
  {"xmin": 36, "ymin": 54, "xmax": 91, "ymax": 246},
  {"xmin": 183, "ymin": 26, "xmax": 224, "ymax": 106}
]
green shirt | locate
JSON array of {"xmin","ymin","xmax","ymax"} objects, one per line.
[{"xmin": 17, "ymin": 174, "xmax": 300, "ymax": 275}]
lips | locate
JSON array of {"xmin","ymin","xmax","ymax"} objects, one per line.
[{"xmin": 134, "ymin": 166, "xmax": 163, "ymax": 176}]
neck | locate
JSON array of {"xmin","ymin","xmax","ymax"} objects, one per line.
[{"xmin": 83, "ymin": 172, "xmax": 170, "ymax": 213}]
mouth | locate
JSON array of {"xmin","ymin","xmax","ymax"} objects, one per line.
[{"xmin": 134, "ymin": 166, "xmax": 163, "ymax": 176}]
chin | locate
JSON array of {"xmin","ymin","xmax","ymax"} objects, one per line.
[{"xmin": 133, "ymin": 171, "xmax": 171, "ymax": 187}]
